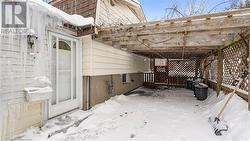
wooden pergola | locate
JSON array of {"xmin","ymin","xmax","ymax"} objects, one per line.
[
  {"xmin": 95, "ymin": 8, "xmax": 250, "ymax": 110},
  {"xmin": 96, "ymin": 8, "xmax": 250, "ymax": 59}
]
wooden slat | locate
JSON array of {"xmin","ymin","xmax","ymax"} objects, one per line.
[
  {"xmin": 207, "ymin": 80, "xmax": 248, "ymax": 100},
  {"xmin": 99, "ymin": 8, "xmax": 250, "ymax": 29},
  {"xmin": 98, "ymin": 16, "xmax": 250, "ymax": 37}
]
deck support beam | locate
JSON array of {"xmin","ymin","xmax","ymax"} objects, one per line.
[{"xmin": 217, "ymin": 48, "xmax": 223, "ymax": 96}]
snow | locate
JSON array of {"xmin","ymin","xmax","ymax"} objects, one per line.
[
  {"xmin": 16, "ymin": 87, "xmax": 250, "ymax": 141},
  {"xmin": 27, "ymin": 0, "xmax": 94, "ymax": 26},
  {"xmin": 34, "ymin": 76, "xmax": 52, "ymax": 86},
  {"xmin": 122, "ymin": 0, "xmax": 140, "ymax": 6}
]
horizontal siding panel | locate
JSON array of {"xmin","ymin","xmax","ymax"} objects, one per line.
[
  {"xmin": 97, "ymin": 0, "xmax": 140, "ymax": 26},
  {"xmin": 82, "ymin": 40, "xmax": 149, "ymax": 76}
]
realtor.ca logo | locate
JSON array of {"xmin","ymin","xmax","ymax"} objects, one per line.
[{"xmin": 1, "ymin": 1, "xmax": 28, "ymax": 34}]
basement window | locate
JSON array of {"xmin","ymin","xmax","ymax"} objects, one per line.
[{"xmin": 122, "ymin": 74, "xmax": 130, "ymax": 83}]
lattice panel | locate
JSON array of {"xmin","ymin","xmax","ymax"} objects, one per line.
[
  {"xmin": 223, "ymin": 40, "xmax": 248, "ymax": 91},
  {"xmin": 169, "ymin": 60, "xmax": 196, "ymax": 77}
]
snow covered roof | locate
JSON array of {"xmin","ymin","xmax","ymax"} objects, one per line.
[
  {"xmin": 28, "ymin": 0, "xmax": 94, "ymax": 27},
  {"xmin": 121, "ymin": 0, "xmax": 140, "ymax": 7}
]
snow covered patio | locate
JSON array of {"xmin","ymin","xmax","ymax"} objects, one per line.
[{"xmin": 18, "ymin": 87, "xmax": 249, "ymax": 141}]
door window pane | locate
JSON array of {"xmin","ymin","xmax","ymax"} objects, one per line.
[
  {"xmin": 58, "ymin": 39, "xmax": 71, "ymax": 102},
  {"xmin": 51, "ymin": 36, "xmax": 57, "ymax": 105}
]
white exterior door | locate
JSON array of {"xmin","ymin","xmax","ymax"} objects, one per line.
[{"xmin": 49, "ymin": 32, "xmax": 81, "ymax": 118}]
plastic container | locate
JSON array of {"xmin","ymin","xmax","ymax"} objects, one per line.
[
  {"xmin": 186, "ymin": 79, "xmax": 193, "ymax": 89},
  {"xmin": 194, "ymin": 84, "xmax": 208, "ymax": 101},
  {"xmin": 191, "ymin": 80, "xmax": 199, "ymax": 91}
]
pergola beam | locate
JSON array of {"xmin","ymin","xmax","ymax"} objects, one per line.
[
  {"xmin": 131, "ymin": 49, "xmax": 212, "ymax": 53},
  {"xmin": 99, "ymin": 8, "xmax": 250, "ymax": 29},
  {"xmin": 98, "ymin": 14, "xmax": 250, "ymax": 37},
  {"xmin": 134, "ymin": 52, "xmax": 206, "ymax": 59},
  {"xmin": 98, "ymin": 31, "xmax": 237, "ymax": 43},
  {"xmin": 98, "ymin": 26, "xmax": 246, "ymax": 39},
  {"xmin": 95, "ymin": 8, "xmax": 250, "ymax": 60}
]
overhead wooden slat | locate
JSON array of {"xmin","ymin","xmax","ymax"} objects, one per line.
[
  {"xmin": 94, "ymin": 8, "xmax": 250, "ymax": 59},
  {"xmin": 98, "ymin": 8, "xmax": 250, "ymax": 29}
]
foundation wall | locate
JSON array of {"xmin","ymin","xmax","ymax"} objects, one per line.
[
  {"xmin": 83, "ymin": 73, "xmax": 143, "ymax": 109},
  {"xmin": 0, "ymin": 101, "xmax": 42, "ymax": 139}
]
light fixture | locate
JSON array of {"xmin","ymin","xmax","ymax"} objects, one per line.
[{"xmin": 27, "ymin": 34, "xmax": 38, "ymax": 49}]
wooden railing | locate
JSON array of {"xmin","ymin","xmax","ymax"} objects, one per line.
[
  {"xmin": 143, "ymin": 72, "xmax": 195, "ymax": 87},
  {"xmin": 144, "ymin": 72, "xmax": 154, "ymax": 83}
]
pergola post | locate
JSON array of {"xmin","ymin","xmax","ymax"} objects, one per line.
[
  {"xmin": 166, "ymin": 59, "xmax": 169, "ymax": 85},
  {"xmin": 248, "ymin": 37, "xmax": 250, "ymax": 111},
  {"xmin": 195, "ymin": 60, "xmax": 200, "ymax": 79},
  {"xmin": 217, "ymin": 48, "xmax": 223, "ymax": 96},
  {"xmin": 204, "ymin": 58, "xmax": 209, "ymax": 83}
]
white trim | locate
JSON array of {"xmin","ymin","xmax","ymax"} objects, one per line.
[
  {"xmin": 0, "ymin": 1, "xmax": 2, "ymax": 32},
  {"xmin": 49, "ymin": 99, "xmax": 80, "ymax": 118},
  {"xmin": 95, "ymin": 0, "xmax": 101, "ymax": 25},
  {"xmin": 56, "ymin": 37, "xmax": 59, "ymax": 104},
  {"xmin": 78, "ymin": 41, "xmax": 83, "ymax": 109},
  {"xmin": 70, "ymin": 41, "xmax": 74, "ymax": 100}
]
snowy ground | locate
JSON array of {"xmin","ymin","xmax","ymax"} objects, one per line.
[{"xmin": 17, "ymin": 87, "xmax": 250, "ymax": 141}]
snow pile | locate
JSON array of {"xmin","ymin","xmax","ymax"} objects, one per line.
[
  {"xmin": 34, "ymin": 76, "xmax": 52, "ymax": 86},
  {"xmin": 16, "ymin": 88, "xmax": 249, "ymax": 141},
  {"xmin": 27, "ymin": 0, "xmax": 94, "ymax": 26},
  {"xmin": 204, "ymin": 91, "xmax": 250, "ymax": 141}
]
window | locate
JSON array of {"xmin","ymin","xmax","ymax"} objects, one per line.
[{"xmin": 122, "ymin": 74, "xmax": 130, "ymax": 83}]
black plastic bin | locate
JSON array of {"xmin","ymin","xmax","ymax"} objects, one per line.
[
  {"xmin": 192, "ymin": 81, "xmax": 199, "ymax": 90},
  {"xmin": 194, "ymin": 84, "xmax": 208, "ymax": 101},
  {"xmin": 192, "ymin": 81, "xmax": 199, "ymax": 97},
  {"xmin": 186, "ymin": 79, "xmax": 193, "ymax": 90}
]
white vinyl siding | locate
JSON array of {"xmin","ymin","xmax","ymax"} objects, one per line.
[
  {"xmin": 82, "ymin": 36, "xmax": 150, "ymax": 76},
  {"xmin": 96, "ymin": 0, "xmax": 142, "ymax": 26},
  {"xmin": 0, "ymin": 6, "xmax": 78, "ymax": 139}
]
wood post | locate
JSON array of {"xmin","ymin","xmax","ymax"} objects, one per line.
[
  {"xmin": 150, "ymin": 58, "xmax": 155, "ymax": 71},
  {"xmin": 248, "ymin": 37, "xmax": 250, "ymax": 111},
  {"xmin": 195, "ymin": 60, "xmax": 200, "ymax": 79},
  {"xmin": 217, "ymin": 48, "xmax": 223, "ymax": 96},
  {"xmin": 204, "ymin": 58, "xmax": 209, "ymax": 83},
  {"xmin": 166, "ymin": 59, "xmax": 169, "ymax": 85}
]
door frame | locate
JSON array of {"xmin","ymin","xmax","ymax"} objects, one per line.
[{"xmin": 47, "ymin": 31, "xmax": 83, "ymax": 119}]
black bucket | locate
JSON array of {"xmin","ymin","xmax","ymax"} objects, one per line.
[
  {"xmin": 195, "ymin": 84, "xmax": 208, "ymax": 101},
  {"xmin": 186, "ymin": 79, "xmax": 193, "ymax": 90}
]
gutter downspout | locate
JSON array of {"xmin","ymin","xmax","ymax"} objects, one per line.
[{"xmin": 87, "ymin": 76, "xmax": 91, "ymax": 110}]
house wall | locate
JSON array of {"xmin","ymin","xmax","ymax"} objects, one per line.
[
  {"xmin": 82, "ymin": 73, "xmax": 143, "ymax": 109},
  {"xmin": 50, "ymin": 0, "xmax": 145, "ymax": 27},
  {"xmin": 50, "ymin": 0, "xmax": 97, "ymax": 19},
  {"xmin": 0, "ymin": 101, "xmax": 42, "ymax": 139},
  {"xmin": 96, "ymin": 0, "xmax": 145, "ymax": 26},
  {"xmin": 0, "ymin": 4, "xmax": 74, "ymax": 139},
  {"xmin": 81, "ymin": 35, "xmax": 149, "ymax": 109},
  {"xmin": 82, "ymin": 36, "xmax": 149, "ymax": 76},
  {"xmin": 0, "ymin": 34, "xmax": 45, "ymax": 139}
]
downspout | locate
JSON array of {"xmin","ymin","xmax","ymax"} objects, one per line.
[{"xmin": 87, "ymin": 76, "xmax": 91, "ymax": 110}]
